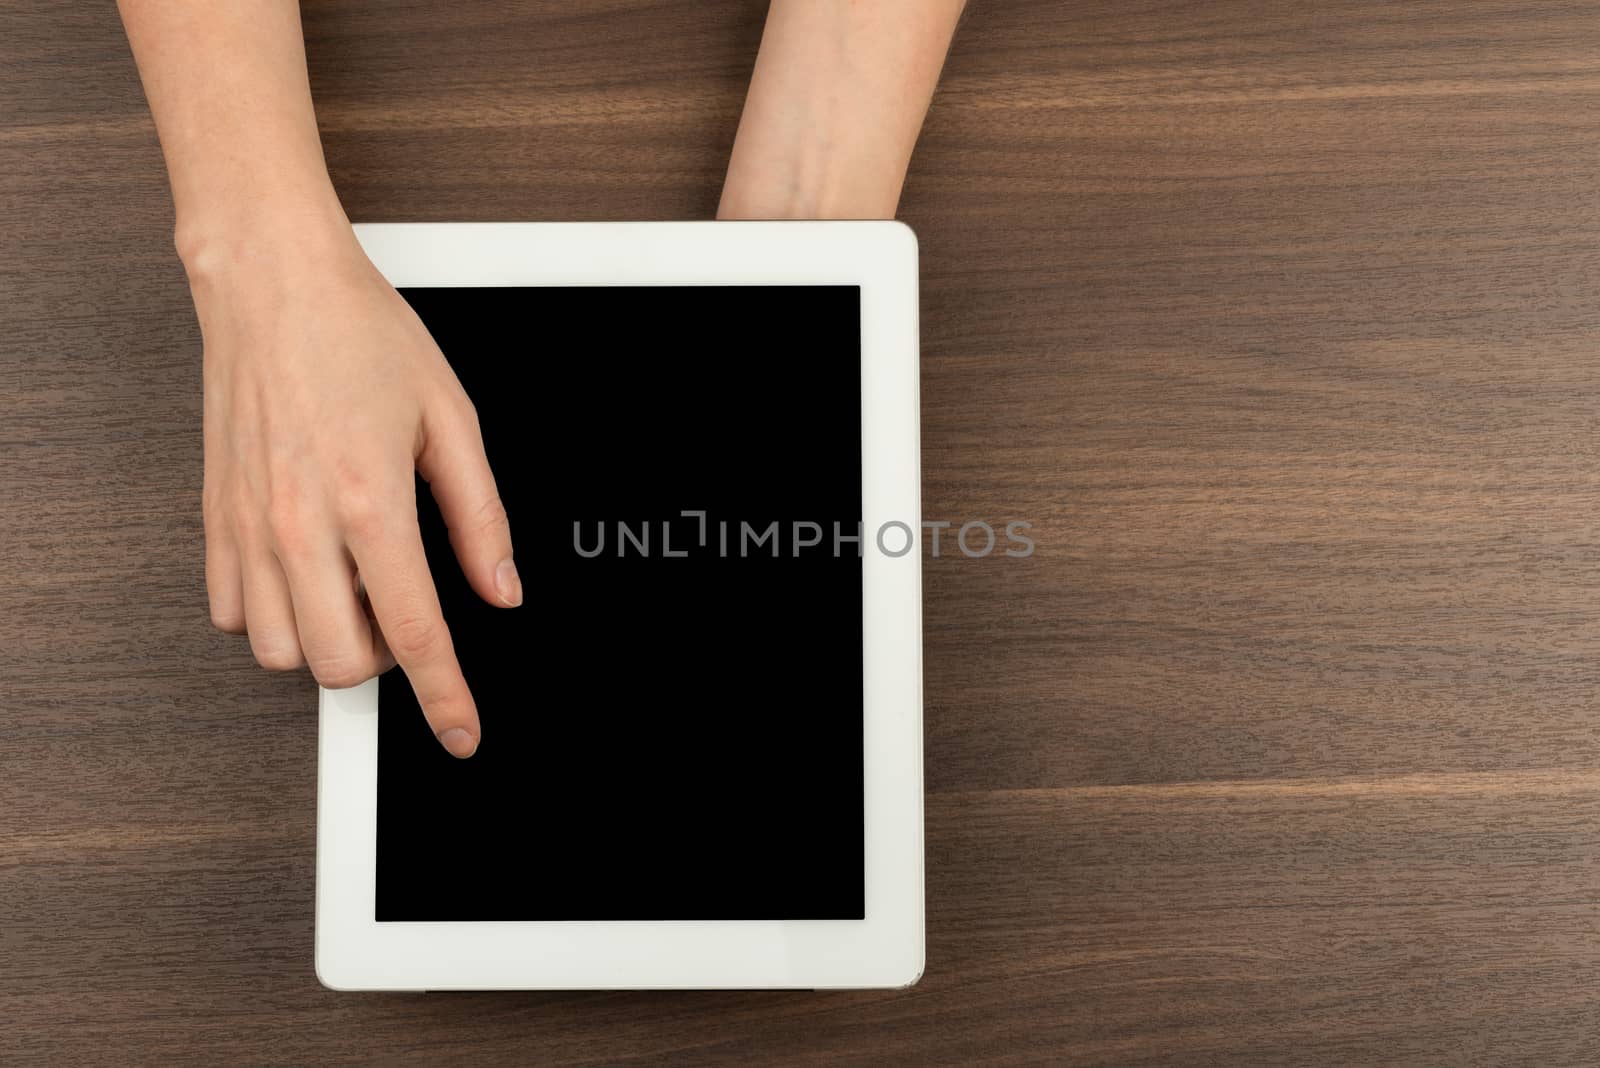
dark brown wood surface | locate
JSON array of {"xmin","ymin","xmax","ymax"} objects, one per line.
[{"xmin": 4, "ymin": 1, "xmax": 1599, "ymax": 1063}]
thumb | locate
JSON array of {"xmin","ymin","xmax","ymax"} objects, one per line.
[{"xmin": 416, "ymin": 394, "xmax": 521, "ymax": 610}]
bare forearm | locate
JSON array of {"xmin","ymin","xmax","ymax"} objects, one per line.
[
  {"xmin": 116, "ymin": 0, "xmax": 351, "ymax": 270},
  {"xmin": 718, "ymin": 0, "xmax": 967, "ymax": 220}
]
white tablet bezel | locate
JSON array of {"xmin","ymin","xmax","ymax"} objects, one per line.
[{"xmin": 316, "ymin": 221, "xmax": 923, "ymax": 990}]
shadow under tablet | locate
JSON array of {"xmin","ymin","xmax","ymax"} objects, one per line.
[{"xmin": 375, "ymin": 285, "xmax": 865, "ymax": 922}]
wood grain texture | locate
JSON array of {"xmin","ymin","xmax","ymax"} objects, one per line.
[{"xmin": 4, "ymin": 0, "xmax": 1599, "ymax": 1063}]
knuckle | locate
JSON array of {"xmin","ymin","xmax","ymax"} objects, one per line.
[
  {"xmin": 209, "ymin": 609, "xmax": 246, "ymax": 635},
  {"xmin": 253, "ymin": 642, "xmax": 305, "ymax": 672},
  {"xmin": 336, "ymin": 490, "xmax": 384, "ymax": 539},
  {"xmin": 264, "ymin": 498, "xmax": 311, "ymax": 555},
  {"xmin": 386, "ymin": 614, "xmax": 445, "ymax": 663},
  {"xmin": 310, "ymin": 654, "xmax": 371, "ymax": 691},
  {"xmin": 470, "ymin": 493, "xmax": 510, "ymax": 536}
]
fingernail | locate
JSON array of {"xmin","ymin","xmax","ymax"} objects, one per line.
[
  {"xmin": 438, "ymin": 727, "xmax": 478, "ymax": 759},
  {"xmin": 495, "ymin": 557, "xmax": 523, "ymax": 607}
]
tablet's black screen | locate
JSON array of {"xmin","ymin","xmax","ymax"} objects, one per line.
[{"xmin": 374, "ymin": 285, "xmax": 865, "ymax": 921}]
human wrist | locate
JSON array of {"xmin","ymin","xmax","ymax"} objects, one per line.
[
  {"xmin": 175, "ymin": 182, "xmax": 363, "ymax": 291},
  {"xmin": 716, "ymin": 163, "xmax": 901, "ymax": 220},
  {"xmin": 717, "ymin": 113, "xmax": 906, "ymax": 220}
]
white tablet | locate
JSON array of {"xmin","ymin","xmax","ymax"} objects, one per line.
[{"xmin": 315, "ymin": 222, "xmax": 924, "ymax": 990}]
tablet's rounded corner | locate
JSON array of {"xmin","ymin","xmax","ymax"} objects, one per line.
[
  {"xmin": 880, "ymin": 219, "xmax": 920, "ymax": 264},
  {"xmin": 888, "ymin": 941, "xmax": 926, "ymax": 990},
  {"xmin": 313, "ymin": 940, "xmax": 359, "ymax": 993},
  {"xmin": 895, "ymin": 961, "xmax": 926, "ymax": 991}
]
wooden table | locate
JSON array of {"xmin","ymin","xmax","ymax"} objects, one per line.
[{"xmin": 5, "ymin": 1, "xmax": 1598, "ymax": 1063}]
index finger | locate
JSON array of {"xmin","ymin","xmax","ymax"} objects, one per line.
[{"xmin": 349, "ymin": 513, "xmax": 480, "ymax": 758}]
